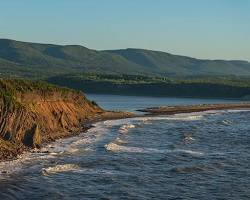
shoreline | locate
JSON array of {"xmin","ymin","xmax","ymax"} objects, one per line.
[
  {"xmin": 0, "ymin": 111, "xmax": 136, "ymax": 162},
  {"xmin": 137, "ymin": 103, "xmax": 250, "ymax": 115},
  {"xmin": 1, "ymin": 102, "xmax": 250, "ymax": 163}
]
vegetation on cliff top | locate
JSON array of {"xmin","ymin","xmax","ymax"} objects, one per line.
[
  {"xmin": 0, "ymin": 79, "xmax": 79, "ymax": 107},
  {"xmin": 0, "ymin": 78, "xmax": 74, "ymax": 93}
]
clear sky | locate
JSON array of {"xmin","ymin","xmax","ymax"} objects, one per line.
[{"xmin": 0, "ymin": 0, "xmax": 249, "ymax": 61}]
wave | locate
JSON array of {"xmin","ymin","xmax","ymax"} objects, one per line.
[
  {"xmin": 100, "ymin": 112, "xmax": 209, "ymax": 135},
  {"xmin": 134, "ymin": 115, "xmax": 204, "ymax": 122},
  {"xmin": 105, "ymin": 142, "xmax": 203, "ymax": 156},
  {"xmin": 42, "ymin": 164, "xmax": 80, "ymax": 175},
  {"xmin": 39, "ymin": 122, "xmax": 109, "ymax": 155},
  {"xmin": 226, "ymin": 109, "xmax": 250, "ymax": 113},
  {"xmin": 2, "ymin": 108, "xmax": 237, "ymax": 176},
  {"xmin": 0, "ymin": 152, "xmax": 57, "ymax": 176},
  {"xmin": 42, "ymin": 164, "xmax": 130, "ymax": 176},
  {"xmin": 103, "ymin": 118, "xmax": 135, "ymax": 127},
  {"xmin": 183, "ymin": 136, "xmax": 195, "ymax": 143},
  {"xmin": 221, "ymin": 119, "xmax": 233, "ymax": 125},
  {"xmin": 119, "ymin": 124, "xmax": 136, "ymax": 133},
  {"xmin": 103, "ymin": 113, "xmax": 205, "ymax": 130},
  {"xmin": 125, "ymin": 108, "xmax": 249, "ymax": 124},
  {"xmin": 145, "ymin": 113, "xmax": 205, "ymax": 122},
  {"xmin": 0, "ymin": 122, "xmax": 109, "ymax": 175},
  {"xmin": 105, "ymin": 142, "xmax": 142, "ymax": 153},
  {"xmin": 175, "ymin": 149, "xmax": 204, "ymax": 156},
  {"xmin": 201, "ymin": 109, "xmax": 250, "ymax": 116},
  {"xmin": 114, "ymin": 137, "xmax": 127, "ymax": 144},
  {"xmin": 167, "ymin": 114, "xmax": 204, "ymax": 121}
]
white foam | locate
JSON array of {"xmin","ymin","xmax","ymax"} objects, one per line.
[
  {"xmin": 2, "ymin": 110, "xmax": 230, "ymax": 176},
  {"xmin": 139, "ymin": 109, "xmax": 250, "ymax": 121},
  {"xmin": 105, "ymin": 142, "xmax": 204, "ymax": 156},
  {"xmin": 105, "ymin": 142, "xmax": 149, "ymax": 153},
  {"xmin": 39, "ymin": 122, "xmax": 109, "ymax": 155},
  {"xmin": 137, "ymin": 114, "xmax": 204, "ymax": 122},
  {"xmin": 168, "ymin": 115, "xmax": 204, "ymax": 121},
  {"xmin": 226, "ymin": 109, "xmax": 250, "ymax": 113},
  {"xmin": 103, "ymin": 118, "xmax": 133, "ymax": 127},
  {"xmin": 42, "ymin": 164, "xmax": 80, "ymax": 175},
  {"xmin": 184, "ymin": 135, "xmax": 195, "ymax": 141},
  {"xmin": 0, "ymin": 122, "xmax": 110, "ymax": 175},
  {"xmin": 101, "ymin": 114, "xmax": 205, "ymax": 133},
  {"xmin": 115, "ymin": 137, "xmax": 127, "ymax": 144},
  {"xmin": 119, "ymin": 124, "xmax": 136, "ymax": 133},
  {"xmin": 0, "ymin": 151, "xmax": 57, "ymax": 175},
  {"xmin": 175, "ymin": 149, "xmax": 204, "ymax": 156},
  {"xmin": 222, "ymin": 119, "xmax": 232, "ymax": 125}
]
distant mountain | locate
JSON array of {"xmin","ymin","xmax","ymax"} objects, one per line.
[{"xmin": 0, "ymin": 38, "xmax": 250, "ymax": 78}]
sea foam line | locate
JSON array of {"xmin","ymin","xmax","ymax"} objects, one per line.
[{"xmin": 105, "ymin": 142, "xmax": 204, "ymax": 156}]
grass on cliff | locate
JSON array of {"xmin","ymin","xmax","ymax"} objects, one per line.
[
  {"xmin": 0, "ymin": 79, "xmax": 80, "ymax": 107},
  {"xmin": 0, "ymin": 78, "xmax": 75, "ymax": 93}
]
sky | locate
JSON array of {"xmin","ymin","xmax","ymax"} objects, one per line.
[{"xmin": 0, "ymin": 0, "xmax": 249, "ymax": 61}]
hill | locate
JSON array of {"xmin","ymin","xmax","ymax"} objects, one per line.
[
  {"xmin": 0, "ymin": 39, "xmax": 250, "ymax": 78},
  {"xmin": 47, "ymin": 73, "xmax": 250, "ymax": 99}
]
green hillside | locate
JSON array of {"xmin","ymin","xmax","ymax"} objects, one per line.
[
  {"xmin": 47, "ymin": 73, "xmax": 250, "ymax": 99},
  {"xmin": 106, "ymin": 49, "xmax": 250, "ymax": 76},
  {"xmin": 0, "ymin": 39, "xmax": 250, "ymax": 78}
]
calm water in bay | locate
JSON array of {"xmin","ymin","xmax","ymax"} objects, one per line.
[
  {"xmin": 0, "ymin": 95, "xmax": 249, "ymax": 200},
  {"xmin": 86, "ymin": 94, "xmax": 240, "ymax": 111}
]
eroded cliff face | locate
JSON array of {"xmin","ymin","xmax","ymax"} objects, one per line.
[{"xmin": 0, "ymin": 82, "xmax": 103, "ymax": 160}]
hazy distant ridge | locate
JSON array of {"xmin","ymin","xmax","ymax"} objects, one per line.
[{"xmin": 0, "ymin": 38, "xmax": 250, "ymax": 78}]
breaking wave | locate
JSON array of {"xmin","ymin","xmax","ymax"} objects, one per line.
[
  {"xmin": 42, "ymin": 164, "xmax": 80, "ymax": 175},
  {"xmin": 105, "ymin": 142, "xmax": 204, "ymax": 156},
  {"xmin": 119, "ymin": 124, "xmax": 136, "ymax": 133},
  {"xmin": 0, "ymin": 121, "xmax": 109, "ymax": 175}
]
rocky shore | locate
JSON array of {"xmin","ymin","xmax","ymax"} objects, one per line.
[{"xmin": 0, "ymin": 79, "xmax": 134, "ymax": 161}]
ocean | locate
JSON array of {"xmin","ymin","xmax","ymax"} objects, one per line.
[{"xmin": 0, "ymin": 94, "xmax": 249, "ymax": 200}]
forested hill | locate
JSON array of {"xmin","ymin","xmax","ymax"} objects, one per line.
[
  {"xmin": 47, "ymin": 74, "xmax": 250, "ymax": 99},
  {"xmin": 0, "ymin": 38, "xmax": 250, "ymax": 78}
]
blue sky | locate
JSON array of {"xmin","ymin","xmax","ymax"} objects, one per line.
[{"xmin": 0, "ymin": 0, "xmax": 249, "ymax": 61}]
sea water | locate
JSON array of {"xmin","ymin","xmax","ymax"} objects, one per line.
[{"xmin": 0, "ymin": 95, "xmax": 249, "ymax": 200}]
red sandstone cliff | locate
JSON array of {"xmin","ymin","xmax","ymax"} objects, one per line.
[{"xmin": 0, "ymin": 80, "xmax": 104, "ymax": 160}]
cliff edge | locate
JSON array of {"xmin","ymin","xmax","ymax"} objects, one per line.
[{"xmin": 0, "ymin": 79, "xmax": 105, "ymax": 161}]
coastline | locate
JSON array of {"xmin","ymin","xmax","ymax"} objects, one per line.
[
  {"xmin": 0, "ymin": 111, "xmax": 135, "ymax": 162},
  {"xmin": 137, "ymin": 103, "xmax": 250, "ymax": 115},
  {"xmin": 1, "ymin": 102, "xmax": 250, "ymax": 163}
]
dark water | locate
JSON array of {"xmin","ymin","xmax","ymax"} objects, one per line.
[{"xmin": 0, "ymin": 95, "xmax": 249, "ymax": 200}]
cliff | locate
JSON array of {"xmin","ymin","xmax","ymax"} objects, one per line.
[{"xmin": 0, "ymin": 79, "xmax": 105, "ymax": 161}]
